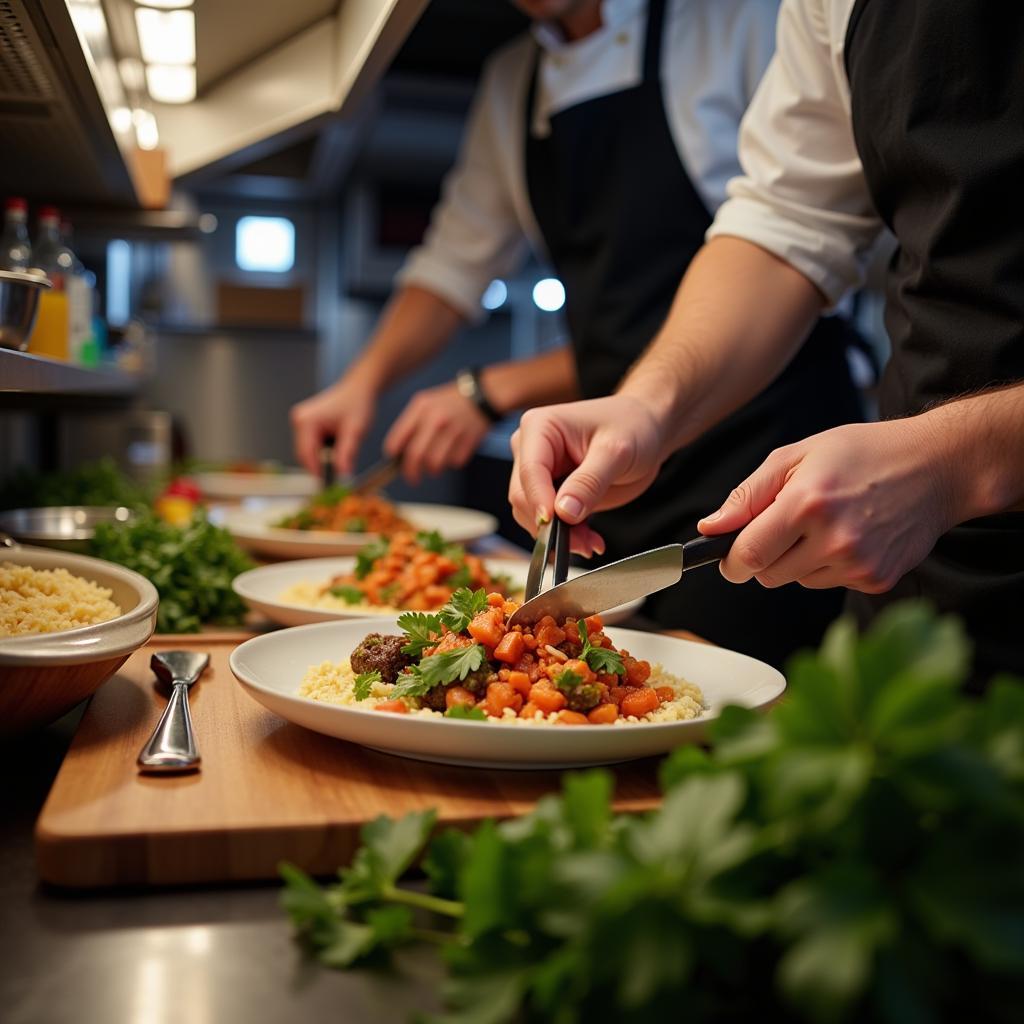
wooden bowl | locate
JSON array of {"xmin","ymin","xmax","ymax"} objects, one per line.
[{"xmin": 0, "ymin": 546, "xmax": 159, "ymax": 733}]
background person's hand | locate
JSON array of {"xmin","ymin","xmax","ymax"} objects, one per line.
[
  {"xmin": 698, "ymin": 418, "xmax": 959, "ymax": 593},
  {"xmin": 508, "ymin": 395, "xmax": 664, "ymax": 556},
  {"xmin": 290, "ymin": 375, "xmax": 378, "ymax": 478},
  {"xmin": 383, "ymin": 383, "xmax": 491, "ymax": 485}
]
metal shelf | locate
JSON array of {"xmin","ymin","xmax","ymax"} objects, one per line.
[{"xmin": 0, "ymin": 348, "xmax": 139, "ymax": 401}]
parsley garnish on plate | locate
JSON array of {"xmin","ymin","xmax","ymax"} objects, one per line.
[
  {"xmin": 552, "ymin": 668, "xmax": 586, "ymax": 693},
  {"xmin": 329, "ymin": 585, "xmax": 365, "ymax": 605},
  {"xmin": 578, "ymin": 618, "xmax": 625, "ymax": 676},
  {"xmin": 353, "ymin": 671, "xmax": 381, "ymax": 700},
  {"xmin": 391, "ymin": 644, "xmax": 487, "ymax": 698},
  {"xmin": 397, "ymin": 611, "xmax": 443, "ymax": 656},
  {"xmin": 438, "ymin": 588, "xmax": 489, "ymax": 633},
  {"xmin": 417, "ymin": 530, "xmax": 465, "ymax": 560},
  {"xmin": 444, "ymin": 705, "xmax": 487, "ymax": 721},
  {"xmin": 355, "ymin": 538, "xmax": 389, "ymax": 580}
]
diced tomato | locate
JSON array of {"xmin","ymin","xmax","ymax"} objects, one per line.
[
  {"xmin": 584, "ymin": 614, "xmax": 604, "ymax": 633},
  {"xmin": 608, "ymin": 686, "xmax": 629, "ymax": 706},
  {"xmin": 486, "ymin": 591, "xmax": 504, "ymax": 607},
  {"xmin": 373, "ymin": 699, "xmax": 408, "ymax": 714},
  {"xmin": 619, "ymin": 688, "xmax": 660, "ymax": 719},
  {"xmin": 655, "ymin": 686, "xmax": 675, "ymax": 704},
  {"xmin": 468, "ymin": 610, "xmax": 504, "ymax": 648},
  {"xmin": 587, "ymin": 703, "xmax": 618, "ymax": 724},
  {"xmin": 625, "ymin": 658, "xmax": 652, "ymax": 686},
  {"xmin": 492, "ymin": 631, "xmax": 525, "ymax": 664},
  {"xmin": 164, "ymin": 476, "xmax": 202, "ymax": 502}
]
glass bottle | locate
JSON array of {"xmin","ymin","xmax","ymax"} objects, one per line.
[
  {"xmin": 0, "ymin": 197, "xmax": 32, "ymax": 270},
  {"xmin": 29, "ymin": 206, "xmax": 74, "ymax": 360}
]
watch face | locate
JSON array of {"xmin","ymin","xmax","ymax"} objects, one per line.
[{"xmin": 455, "ymin": 371, "xmax": 476, "ymax": 400}]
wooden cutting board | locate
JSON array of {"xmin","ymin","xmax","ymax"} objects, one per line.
[{"xmin": 35, "ymin": 630, "xmax": 700, "ymax": 889}]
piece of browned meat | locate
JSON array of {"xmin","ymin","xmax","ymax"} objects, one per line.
[{"xmin": 350, "ymin": 633, "xmax": 411, "ymax": 684}]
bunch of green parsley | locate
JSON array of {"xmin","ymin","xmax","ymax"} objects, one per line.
[{"xmin": 280, "ymin": 603, "xmax": 1024, "ymax": 1023}]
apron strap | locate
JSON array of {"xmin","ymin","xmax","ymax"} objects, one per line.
[{"xmin": 642, "ymin": 0, "xmax": 668, "ymax": 82}]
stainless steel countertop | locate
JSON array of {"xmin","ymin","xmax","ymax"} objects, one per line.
[{"xmin": 1, "ymin": 709, "xmax": 442, "ymax": 1024}]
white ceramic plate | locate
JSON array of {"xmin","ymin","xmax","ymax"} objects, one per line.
[
  {"xmin": 193, "ymin": 469, "xmax": 318, "ymax": 500},
  {"xmin": 232, "ymin": 556, "xmax": 643, "ymax": 627},
  {"xmin": 216, "ymin": 501, "xmax": 499, "ymax": 559},
  {"xmin": 229, "ymin": 618, "xmax": 786, "ymax": 769}
]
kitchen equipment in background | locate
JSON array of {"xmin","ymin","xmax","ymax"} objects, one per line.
[
  {"xmin": 57, "ymin": 409, "xmax": 175, "ymax": 487},
  {"xmin": 509, "ymin": 530, "xmax": 742, "ymax": 628},
  {"xmin": 0, "ymin": 269, "xmax": 50, "ymax": 351},
  {"xmin": 0, "ymin": 506, "xmax": 136, "ymax": 552},
  {"xmin": 1, "ymin": 198, "xmax": 32, "ymax": 270}
]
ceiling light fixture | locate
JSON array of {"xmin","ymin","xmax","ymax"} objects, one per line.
[
  {"xmin": 118, "ymin": 57, "xmax": 146, "ymax": 91},
  {"xmin": 136, "ymin": 0, "xmax": 194, "ymax": 8},
  {"xmin": 132, "ymin": 107, "xmax": 160, "ymax": 150},
  {"xmin": 134, "ymin": 7, "xmax": 195, "ymax": 65},
  {"xmin": 145, "ymin": 63, "xmax": 196, "ymax": 103}
]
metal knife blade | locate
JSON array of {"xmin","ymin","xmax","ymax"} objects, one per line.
[
  {"xmin": 349, "ymin": 454, "xmax": 402, "ymax": 495},
  {"xmin": 523, "ymin": 520, "xmax": 553, "ymax": 602},
  {"xmin": 506, "ymin": 529, "xmax": 741, "ymax": 627}
]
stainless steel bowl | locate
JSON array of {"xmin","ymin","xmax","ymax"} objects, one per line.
[
  {"xmin": 0, "ymin": 505, "xmax": 137, "ymax": 551},
  {"xmin": 0, "ymin": 269, "xmax": 51, "ymax": 351}
]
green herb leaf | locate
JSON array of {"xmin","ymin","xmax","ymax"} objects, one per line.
[
  {"xmin": 439, "ymin": 588, "xmax": 489, "ymax": 633},
  {"xmin": 397, "ymin": 611, "xmax": 444, "ymax": 656},
  {"xmin": 344, "ymin": 517, "xmax": 366, "ymax": 533},
  {"xmin": 353, "ymin": 670, "xmax": 381, "ymax": 701},
  {"xmin": 329, "ymin": 584, "xmax": 365, "ymax": 605},
  {"xmin": 313, "ymin": 483, "xmax": 352, "ymax": 506},
  {"xmin": 578, "ymin": 618, "xmax": 625, "ymax": 676},
  {"xmin": 445, "ymin": 704, "xmax": 487, "ymax": 721},
  {"xmin": 413, "ymin": 644, "xmax": 487, "ymax": 691},
  {"xmin": 355, "ymin": 538, "xmax": 389, "ymax": 580},
  {"xmin": 553, "ymin": 668, "xmax": 586, "ymax": 693},
  {"xmin": 416, "ymin": 529, "xmax": 448, "ymax": 553},
  {"xmin": 445, "ymin": 565, "xmax": 473, "ymax": 589}
]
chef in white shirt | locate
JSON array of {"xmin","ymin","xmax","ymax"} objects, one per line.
[
  {"xmin": 509, "ymin": 0, "xmax": 1024, "ymax": 686},
  {"xmin": 292, "ymin": 0, "xmax": 865, "ymax": 666}
]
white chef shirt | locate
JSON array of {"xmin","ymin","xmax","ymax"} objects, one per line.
[
  {"xmin": 707, "ymin": 0, "xmax": 885, "ymax": 306},
  {"xmin": 397, "ymin": 0, "xmax": 782, "ymax": 321}
]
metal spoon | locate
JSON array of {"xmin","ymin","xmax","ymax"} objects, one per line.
[{"xmin": 137, "ymin": 651, "xmax": 209, "ymax": 773}]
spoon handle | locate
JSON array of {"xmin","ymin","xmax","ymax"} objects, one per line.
[{"xmin": 138, "ymin": 680, "xmax": 201, "ymax": 773}]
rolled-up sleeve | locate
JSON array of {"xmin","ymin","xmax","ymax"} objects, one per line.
[
  {"xmin": 707, "ymin": 0, "xmax": 883, "ymax": 307},
  {"xmin": 395, "ymin": 54, "xmax": 529, "ymax": 322}
]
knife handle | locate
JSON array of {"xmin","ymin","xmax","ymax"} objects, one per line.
[
  {"xmin": 682, "ymin": 529, "xmax": 741, "ymax": 570},
  {"xmin": 320, "ymin": 435, "xmax": 336, "ymax": 488}
]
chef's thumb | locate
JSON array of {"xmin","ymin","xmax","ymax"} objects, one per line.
[
  {"xmin": 698, "ymin": 454, "xmax": 791, "ymax": 534},
  {"xmin": 554, "ymin": 436, "xmax": 635, "ymax": 524}
]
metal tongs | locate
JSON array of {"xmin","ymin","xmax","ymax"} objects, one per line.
[{"xmin": 521, "ymin": 515, "xmax": 572, "ymax": 605}]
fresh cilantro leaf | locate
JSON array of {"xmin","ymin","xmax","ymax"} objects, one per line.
[
  {"xmin": 353, "ymin": 670, "xmax": 381, "ymax": 700},
  {"xmin": 439, "ymin": 588, "xmax": 489, "ymax": 633},
  {"xmin": 445, "ymin": 704, "xmax": 487, "ymax": 721},
  {"xmin": 553, "ymin": 668, "xmax": 586, "ymax": 693},
  {"xmin": 397, "ymin": 611, "xmax": 444, "ymax": 656},
  {"xmin": 344, "ymin": 517, "xmax": 367, "ymax": 532},
  {"xmin": 313, "ymin": 484, "xmax": 352, "ymax": 506},
  {"xmin": 417, "ymin": 529, "xmax": 448, "ymax": 553},
  {"xmin": 445, "ymin": 564, "xmax": 473, "ymax": 589},
  {"xmin": 357, "ymin": 810, "xmax": 438, "ymax": 887},
  {"xmin": 578, "ymin": 618, "xmax": 625, "ymax": 676},
  {"xmin": 355, "ymin": 538, "xmax": 389, "ymax": 580},
  {"xmin": 423, "ymin": 828, "xmax": 472, "ymax": 899},
  {"xmin": 391, "ymin": 645, "xmax": 487, "ymax": 698},
  {"xmin": 329, "ymin": 584, "xmax": 365, "ymax": 605}
]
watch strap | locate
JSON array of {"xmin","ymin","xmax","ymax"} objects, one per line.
[{"xmin": 455, "ymin": 366, "xmax": 502, "ymax": 423}]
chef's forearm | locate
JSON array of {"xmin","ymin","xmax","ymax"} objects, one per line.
[
  {"xmin": 619, "ymin": 236, "xmax": 825, "ymax": 459},
  {"xmin": 923, "ymin": 382, "xmax": 1024, "ymax": 522},
  {"xmin": 480, "ymin": 345, "xmax": 580, "ymax": 415},
  {"xmin": 346, "ymin": 285, "xmax": 467, "ymax": 393}
]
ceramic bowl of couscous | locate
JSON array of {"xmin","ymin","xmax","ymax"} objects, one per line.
[{"xmin": 0, "ymin": 545, "xmax": 158, "ymax": 733}]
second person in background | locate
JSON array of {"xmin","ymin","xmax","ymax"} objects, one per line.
[{"xmin": 291, "ymin": 0, "xmax": 864, "ymax": 666}]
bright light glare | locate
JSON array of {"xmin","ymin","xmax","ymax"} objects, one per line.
[
  {"xmin": 236, "ymin": 217, "xmax": 296, "ymax": 273},
  {"xmin": 481, "ymin": 279, "xmax": 507, "ymax": 310},
  {"xmin": 532, "ymin": 277, "xmax": 565, "ymax": 312},
  {"xmin": 135, "ymin": 8, "xmax": 195, "ymax": 65},
  {"xmin": 132, "ymin": 108, "xmax": 160, "ymax": 150},
  {"xmin": 146, "ymin": 64, "xmax": 196, "ymax": 104},
  {"xmin": 118, "ymin": 57, "xmax": 146, "ymax": 91},
  {"xmin": 138, "ymin": 0, "xmax": 194, "ymax": 7},
  {"xmin": 107, "ymin": 239, "xmax": 130, "ymax": 326},
  {"xmin": 110, "ymin": 106, "xmax": 133, "ymax": 133}
]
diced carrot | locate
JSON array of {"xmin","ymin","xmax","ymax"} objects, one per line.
[
  {"xmin": 487, "ymin": 591, "xmax": 504, "ymax": 607},
  {"xmin": 620, "ymin": 688, "xmax": 660, "ymax": 719},
  {"xmin": 561, "ymin": 659, "xmax": 595, "ymax": 684},
  {"xmin": 508, "ymin": 671, "xmax": 532, "ymax": 698},
  {"xmin": 563, "ymin": 621, "xmax": 580, "ymax": 643},
  {"xmin": 373, "ymin": 699, "xmax": 408, "ymax": 714},
  {"xmin": 587, "ymin": 703, "xmax": 619, "ymax": 724},
  {"xmin": 655, "ymin": 686, "xmax": 675, "ymax": 704},
  {"xmin": 493, "ymin": 631, "xmax": 525, "ymax": 664},
  {"xmin": 445, "ymin": 686, "xmax": 477, "ymax": 709},
  {"xmin": 625, "ymin": 658, "xmax": 652, "ymax": 686},
  {"xmin": 519, "ymin": 701, "xmax": 542, "ymax": 719},
  {"xmin": 522, "ymin": 634, "xmax": 539, "ymax": 651},
  {"xmin": 535, "ymin": 624, "xmax": 566, "ymax": 648},
  {"xmin": 468, "ymin": 610, "xmax": 504, "ymax": 648},
  {"xmin": 486, "ymin": 681, "xmax": 522, "ymax": 714},
  {"xmin": 529, "ymin": 683, "xmax": 567, "ymax": 714},
  {"xmin": 584, "ymin": 614, "xmax": 604, "ymax": 633},
  {"xmin": 556, "ymin": 710, "xmax": 589, "ymax": 726}
]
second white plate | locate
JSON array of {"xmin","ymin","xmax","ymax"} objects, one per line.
[{"xmin": 233, "ymin": 556, "xmax": 643, "ymax": 626}]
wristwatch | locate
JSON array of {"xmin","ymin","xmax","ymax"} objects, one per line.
[{"xmin": 455, "ymin": 366, "xmax": 502, "ymax": 423}]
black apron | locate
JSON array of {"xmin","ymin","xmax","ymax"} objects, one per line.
[
  {"xmin": 523, "ymin": 0, "xmax": 863, "ymax": 667},
  {"xmin": 844, "ymin": 0, "xmax": 1024, "ymax": 687}
]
